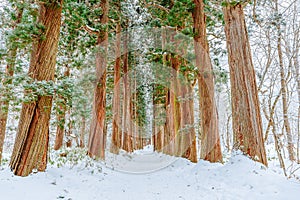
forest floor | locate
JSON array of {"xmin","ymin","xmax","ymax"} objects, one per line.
[{"xmin": 0, "ymin": 147, "xmax": 300, "ymax": 200}]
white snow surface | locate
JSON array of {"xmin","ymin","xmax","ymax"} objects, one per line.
[{"xmin": 0, "ymin": 150, "xmax": 300, "ymax": 200}]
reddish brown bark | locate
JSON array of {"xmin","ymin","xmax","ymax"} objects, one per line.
[
  {"xmin": 79, "ymin": 116, "xmax": 86, "ymax": 148},
  {"xmin": 110, "ymin": 21, "xmax": 122, "ymax": 154},
  {"xmin": 223, "ymin": 3, "xmax": 267, "ymax": 166},
  {"xmin": 192, "ymin": 0, "xmax": 222, "ymax": 162},
  {"xmin": 179, "ymin": 73, "xmax": 197, "ymax": 162},
  {"xmin": 163, "ymin": 55, "xmax": 180, "ymax": 156},
  {"xmin": 153, "ymin": 103, "xmax": 165, "ymax": 152},
  {"xmin": 88, "ymin": 0, "xmax": 109, "ymax": 160},
  {"xmin": 10, "ymin": 1, "xmax": 63, "ymax": 176},
  {"xmin": 153, "ymin": 29, "xmax": 167, "ymax": 152},
  {"xmin": 122, "ymin": 32, "xmax": 133, "ymax": 153}
]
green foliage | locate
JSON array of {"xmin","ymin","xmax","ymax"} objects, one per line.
[
  {"xmin": 2, "ymin": 2, "xmax": 40, "ymax": 50},
  {"xmin": 0, "ymin": 0, "xmax": 41, "ymax": 116},
  {"xmin": 0, "ymin": 0, "xmax": 231, "ymax": 162},
  {"xmin": 221, "ymin": 0, "xmax": 253, "ymax": 7},
  {"xmin": 166, "ymin": 0, "xmax": 194, "ymax": 28}
]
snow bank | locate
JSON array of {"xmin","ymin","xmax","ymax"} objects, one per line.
[{"xmin": 0, "ymin": 151, "xmax": 299, "ymax": 200}]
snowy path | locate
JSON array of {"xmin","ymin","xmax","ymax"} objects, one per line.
[{"xmin": 0, "ymin": 153, "xmax": 300, "ymax": 200}]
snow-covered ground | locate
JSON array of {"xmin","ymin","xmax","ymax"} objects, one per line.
[{"xmin": 1, "ymin": 149, "xmax": 299, "ymax": 200}]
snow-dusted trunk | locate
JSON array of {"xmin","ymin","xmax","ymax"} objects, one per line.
[
  {"xmin": 192, "ymin": 0, "xmax": 222, "ymax": 162},
  {"xmin": 223, "ymin": 3, "xmax": 267, "ymax": 166},
  {"xmin": 88, "ymin": 0, "xmax": 109, "ymax": 160},
  {"xmin": 10, "ymin": 1, "xmax": 63, "ymax": 176},
  {"xmin": 0, "ymin": 8, "xmax": 23, "ymax": 165}
]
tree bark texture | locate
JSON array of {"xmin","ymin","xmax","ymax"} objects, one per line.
[
  {"xmin": 153, "ymin": 29, "xmax": 167, "ymax": 152},
  {"xmin": 223, "ymin": 3, "xmax": 267, "ymax": 166},
  {"xmin": 88, "ymin": 0, "xmax": 109, "ymax": 160},
  {"xmin": 10, "ymin": 1, "xmax": 63, "ymax": 176},
  {"xmin": 163, "ymin": 55, "xmax": 181, "ymax": 156},
  {"xmin": 110, "ymin": 21, "xmax": 122, "ymax": 154},
  {"xmin": 193, "ymin": 0, "xmax": 222, "ymax": 162},
  {"xmin": 122, "ymin": 33, "xmax": 133, "ymax": 153},
  {"xmin": 179, "ymin": 72, "xmax": 197, "ymax": 162}
]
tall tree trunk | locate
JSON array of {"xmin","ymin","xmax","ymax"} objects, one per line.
[
  {"xmin": 88, "ymin": 0, "xmax": 109, "ymax": 160},
  {"xmin": 275, "ymin": 1, "xmax": 295, "ymax": 161},
  {"xmin": 132, "ymin": 72, "xmax": 138, "ymax": 150},
  {"xmin": 10, "ymin": 1, "xmax": 63, "ymax": 176},
  {"xmin": 54, "ymin": 66, "xmax": 70, "ymax": 150},
  {"xmin": 223, "ymin": 3, "xmax": 267, "ymax": 166},
  {"xmin": 110, "ymin": 21, "xmax": 122, "ymax": 154},
  {"xmin": 0, "ymin": 8, "xmax": 24, "ymax": 165},
  {"xmin": 122, "ymin": 31, "xmax": 133, "ymax": 153},
  {"xmin": 193, "ymin": 0, "xmax": 222, "ymax": 162},
  {"xmin": 164, "ymin": 55, "xmax": 181, "ymax": 156},
  {"xmin": 179, "ymin": 72, "xmax": 197, "ymax": 162},
  {"xmin": 153, "ymin": 29, "xmax": 167, "ymax": 152}
]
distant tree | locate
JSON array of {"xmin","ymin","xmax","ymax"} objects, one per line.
[
  {"xmin": 274, "ymin": 0, "xmax": 295, "ymax": 161},
  {"xmin": 54, "ymin": 66, "xmax": 70, "ymax": 150},
  {"xmin": 121, "ymin": 27, "xmax": 134, "ymax": 153},
  {"xmin": 144, "ymin": 0, "xmax": 198, "ymax": 161}
]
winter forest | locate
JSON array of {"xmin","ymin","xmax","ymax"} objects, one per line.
[{"xmin": 0, "ymin": 0, "xmax": 300, "ymax": 199}]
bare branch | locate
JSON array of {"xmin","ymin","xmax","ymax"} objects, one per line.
[
  {"xmin": 82, "ymin": 25, "xmax": 99, "ymax": 35},
  {"xmin": 143, "ymin": 0, "xmax": 170, "ymax": 13}
]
